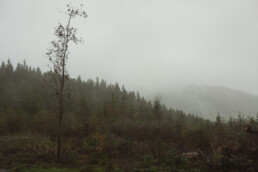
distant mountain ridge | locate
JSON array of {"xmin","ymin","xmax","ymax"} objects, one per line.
[{"xmin": 161, "ymin": 85, "xmax": 258, "ymax": 120}]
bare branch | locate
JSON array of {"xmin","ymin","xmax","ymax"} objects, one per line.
[{"xmin": 45, "ymin": 3, "xmax": 87, "ymax": 162}]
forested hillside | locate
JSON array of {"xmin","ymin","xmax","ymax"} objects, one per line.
[
  {"xmin": 0, "ymin": 60, "xmax": 154, "ymax": 118},
  {"xmin": 0, "ymin": 60, "xmax": 258, "ymax": 171},
  {"xmin": 160, "ymin": 85, "xmax": 258, "ymax": 120}
]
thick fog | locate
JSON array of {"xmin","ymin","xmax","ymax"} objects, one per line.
[{"xmin": 1, "ymin": 0, "xmax": 258, "ymax": 97}]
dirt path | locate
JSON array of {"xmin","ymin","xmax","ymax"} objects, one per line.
[{"xmin": 0, "ymin": 168, "xmax": 8, "ymax": 172}]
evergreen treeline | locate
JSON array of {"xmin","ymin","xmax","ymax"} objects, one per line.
[
  {"xmin": 0, "ymin": 60, "xmax": 155, "ymax": 117},
  {"xmin": 0, "ymin": 60, "xmax": 258, "ymax": 171}
]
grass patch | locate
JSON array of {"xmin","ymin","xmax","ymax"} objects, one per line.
[{"xmin": 18, "ymin": 167, "xmax": 80, "ymax": 172}]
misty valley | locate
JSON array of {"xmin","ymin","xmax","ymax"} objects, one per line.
[
  {"xmin": 0, "ymin": 60, "xmax": 257, "ymax": 172},
  {"xmin": 1, "ymin": 1, "xmax": 258, "ymax": 172}
]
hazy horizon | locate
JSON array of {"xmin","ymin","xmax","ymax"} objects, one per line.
[{"xmin": 1, "ymin": 0, "xmax": 258, "ymax": 96}]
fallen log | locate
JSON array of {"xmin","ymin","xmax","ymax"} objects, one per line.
[
  {"xmin": 196, "ymin": 148, "xmax": 207, "ymax": 159},
  {"xmin": 182, "ymin": 151, "xmax": 199, "ymax": 159}
]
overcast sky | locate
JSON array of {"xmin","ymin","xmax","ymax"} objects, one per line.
[{"xmin": 1, "ymin": 0, "xmax": 258, "ymax": 96}]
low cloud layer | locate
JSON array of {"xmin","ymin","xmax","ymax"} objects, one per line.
[{"xmin": 1, "ymin": 0, "xmax": 258, "ymax": 96}]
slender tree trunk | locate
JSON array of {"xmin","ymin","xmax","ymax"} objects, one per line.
[
  {"xmin": 57, "ymin": 53, "xmax": 65, "ymax": 162},
  {"xmin": 57, "ymin": 116, "xmax": 61, "ymax": 161},
  {"xmin": 57, "ymin": 76, "xmax": 64, "ymax": 161},
  {"xmin": 56, "ymin": 13, "xmax": 72, "ymax": 162},
  {"xmin": 57, "ymin": 98, "xmax": 62, "ymax": 161}
]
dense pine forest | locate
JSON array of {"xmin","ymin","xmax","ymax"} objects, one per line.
[{"xmin": 0, "ymin": 60, "xmax": 258, "ymax": 171}]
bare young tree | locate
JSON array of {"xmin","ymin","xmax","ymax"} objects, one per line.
[{"xmin": 46, "ymin": 4, "xmax": 87, "ymax": 162}]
